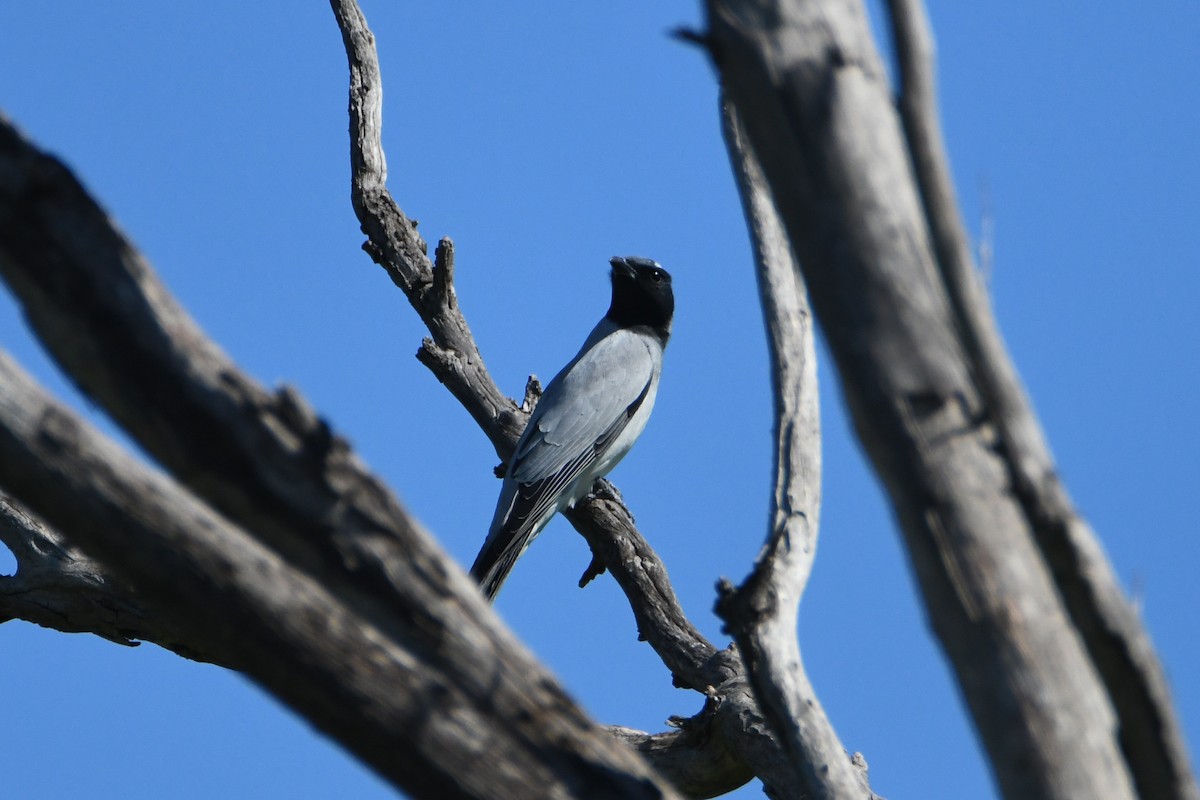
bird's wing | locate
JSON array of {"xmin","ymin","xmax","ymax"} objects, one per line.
[
  {"xmin": 470, "ymin": 328, "xmax": 657, "ymax": 600},
  {"xmin": 510, "ymin": 327, "xmax": 657, "ymax": 485}
]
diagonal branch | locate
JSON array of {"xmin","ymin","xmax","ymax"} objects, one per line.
[
  {"xmin": 715, "ymin": 97, "xmax": 875, "ymax": 800},
  {"xmin": 564, "ymin": 497, "xmax": 720, "ymax": 689},
  {"xmin": 885, "ymin": 4, "xmax": 1198, "ymax": 798},
  {"xmin": 0, "ymin": 13, "xmax": 741, "ymax": 795},
  {"xmin": 328, "ymin": 0, "xmax": 718, "ymax": 692},
  {"xmin": 0, "ymin": 351, "xmax": 672, "ymax": 800}
]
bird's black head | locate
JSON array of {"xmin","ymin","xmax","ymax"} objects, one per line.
[{"xmin": 606, "ymin": 256, "xmax": 674, "ymax": 345}]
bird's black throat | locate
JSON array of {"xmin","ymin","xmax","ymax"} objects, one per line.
[{"xmin": 606, "ymin": 257, "xmax": 674, "ymax": 346}]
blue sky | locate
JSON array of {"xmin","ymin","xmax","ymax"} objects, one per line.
[{"xmin": 1, "ymin": 3, "xmax": 1197, "ymax": 799}]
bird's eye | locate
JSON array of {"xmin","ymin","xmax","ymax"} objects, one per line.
[{"xmin": 651, "ymin": 270, "xmax": 662, "ymax": 282}]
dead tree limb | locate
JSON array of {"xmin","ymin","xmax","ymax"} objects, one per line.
[
  {"xmin": 0, "ymin": 495, "xmax": 208, "ymax": 658},
  {"xmin": 885, "ymin": 4, "xmax": 1198, "ymax": 798},
  {"xmin": 702, "ymin": 0, "xmax": 1183, "ymax": 797},
  {"xmin": 0, "ymin": 351, "xmax": 674, "ymax": 800},
  {"xmin": 715, "ymin": 99, "xmax": 874, "ymax": 800},
  {"xmin": 328, "ymin": 2, "xmax": 843, "ymax": 795}
]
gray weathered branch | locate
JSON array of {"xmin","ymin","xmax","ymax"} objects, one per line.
[
  {"xmin": 885, "ymin": 4, "xmax": 1198, "ymax": 798},
  {"xmin": 327, "ymin": 0, "xmax": 721, "ymax": 694},
  {"xmin": 715, "ymin": 98, "xmax": 874, "ymax": 800},
  {"xmin": 703, "ymin": 0, "xmax": 1185, "ymax": 797},
  {"xmin": 0, "ymin": 495, "xmax": 209, "ymax": 659},
  {"xmin": 0, "ymin": 5, "xmax": 781, "ymax": 796},
  {"xmin": 328, "ymin": 3, "xmax": 830, "ymax": 796},
  {"xmin": 333, "ymin": 0, "xmax": 519, "ymax": 449},
  {"xmin": 0, "ymin": 351, "xmax": 672, "ymax": 800}
]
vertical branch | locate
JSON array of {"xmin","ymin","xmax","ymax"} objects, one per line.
[
  {"xmin": 715, "ymin": 98, "xmax": 875, "ymax": 800},
  {"xmin": 705, "ymin": 0, "xmax": 1147, "ymax": 797},
  {"xmin": 886, "ymin": 3, "xmax": 1198, "ymax": 798}
]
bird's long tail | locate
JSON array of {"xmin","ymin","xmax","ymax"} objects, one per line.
[{"xmin": 470, "ymin": 523, "xmax": 537, "ymax": 602}]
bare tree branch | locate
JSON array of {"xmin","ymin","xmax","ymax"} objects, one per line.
[
  {"xmin": 327, "ymin": 0, "xmax": 721, "ymax": 693},
  {"xmin": 884, "ymin": 4, "xmax": 1198, "ymax": 799},
  {"xmin": 609, "ymin": 702, "xmax": 754, "ymax": 800},
  {"xmin": 0, "ymin": 106, "xmax": 681, "ymax": 798},
  {"xmin": 0, "ymin": 351, "xmax": 678, "ymax": 800},
  {"xmin": 325, "ymin": 4, "xmax": 833, "ymax": 795},
  {"xmin": 331, "ymin": 0, "xmax": 518, "ymax": 449},
  {"xmin": 0, "ymin": 496, "xmax": 192, "ymax": 655},
  {"xmin": 564, "ymin": 497, "xmax": 720, "ymax": 690},
  {"xmin": 715, "ymin": 98, "xmax": 874, "ymax": 800},
  {"xmin": 704, "ymin": 1, "xmax": 1153, "ymax": 797},
  {"xmin": 0, "ymin": 8, "xmax": 775, "ymax": 796}
]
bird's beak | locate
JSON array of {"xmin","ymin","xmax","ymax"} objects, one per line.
[{"xmin": 610, "ymin": 257, "xmax": 636, "ymax": 279}]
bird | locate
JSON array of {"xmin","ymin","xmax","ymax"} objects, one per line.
[{"xmin": 470, "ymin": 256, "xmax": 674, "ymax": 601}]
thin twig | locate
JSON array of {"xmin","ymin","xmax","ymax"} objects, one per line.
[{"xmin": 0, "ymin": 497, "xmax": 160, "ymax": 650}]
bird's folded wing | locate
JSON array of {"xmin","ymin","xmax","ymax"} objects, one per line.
[
  {"xmin": 510, "ymin": 328, "xmax": 657, "ymax": 485},
  {"xmin": 470, "ymin": 330, "xmax": 657, "ymax": 598},
  {"xmin": 471, "ymin": 377, "xmax": 651, "ymax": 600}
]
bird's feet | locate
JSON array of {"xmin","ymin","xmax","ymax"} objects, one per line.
[{"xmin": 591, "ymin": 478, "xmax": 624, "ymax": 505}]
